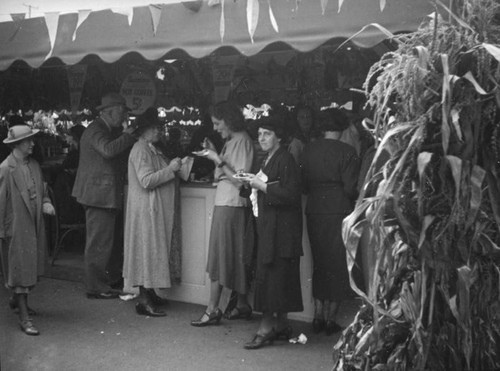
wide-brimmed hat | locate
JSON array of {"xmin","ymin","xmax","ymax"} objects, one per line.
[
  {"xmin": 3, "ymin": 125, "xmax": 39, "ymax": 144},
  {"xmin": 96, "ymin": 92, "xmax": 130, "ymax": 111},
  {"xmin": 135, "ymin": 107, "xmax": 161, "ymax": 134},
  {"xmin": 317, "ymin": 108, "xmax": 350, "ymax": 132}
]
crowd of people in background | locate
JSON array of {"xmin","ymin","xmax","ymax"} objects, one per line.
[{"xmin": 0, "ymin": 92, "xmax": 375, "ymax": 350}]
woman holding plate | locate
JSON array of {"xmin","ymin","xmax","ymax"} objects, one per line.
[
  {"xmin": 191, "ymin": 101, "xmax": 255, "ymax": 327},
  {"xmin": 243, "ymin": 112, "xmax": 303, "ymax": 349}
]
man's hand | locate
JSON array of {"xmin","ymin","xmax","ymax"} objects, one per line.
[{"xmin": 42, "ymin": 202, "xmax": 56, "ymax": 216}]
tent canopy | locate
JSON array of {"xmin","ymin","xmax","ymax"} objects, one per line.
[{"xmin": 0, "ymin": 0, "xmax": 434, "ymax": 70}]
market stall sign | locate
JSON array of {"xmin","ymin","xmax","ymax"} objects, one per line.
[{"xmin": 120, "ymin": 72, "xmax": 156, "ymax": 115}]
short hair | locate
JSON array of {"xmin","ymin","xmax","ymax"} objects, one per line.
[{"xmin": 209, "ymin": 101, "xmax": 246, "ymax": 132}]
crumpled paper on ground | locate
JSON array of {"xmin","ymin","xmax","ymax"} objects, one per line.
[{"xmin": 289, "ymin": 333, "xmax": 308, "ymax": 344}]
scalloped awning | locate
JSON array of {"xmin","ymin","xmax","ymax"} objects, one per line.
[{"xmin": 0, "ymin": 0, "xmax": 434, "ymax": 70}]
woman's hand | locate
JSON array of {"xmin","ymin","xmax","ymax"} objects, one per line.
[
  {"xmin": 204, "ymin": 149, "xmax": 220, "ymax": 163},
  {"xmin": 249, "ymin": 175, "xmax": 267, "ymax": 192},
  {"xmin": 169, "ymin": 157, "xmax": 182, "ymax": 172},
  {"xmin": 202, "ymin": 137, "xmax": 217, "ymax": 152},
  {"xmin": 42, "ymin": 202, "xmax": 56, "ymax": 216}
]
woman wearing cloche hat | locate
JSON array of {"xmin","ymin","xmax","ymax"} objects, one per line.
[
  {"xmin": 123, "ymin": 107, "xmax": 182, "ymax": 317},
  {"xmin": 0, "ymin": 124, "xmax": 55, "ymax": 336}
]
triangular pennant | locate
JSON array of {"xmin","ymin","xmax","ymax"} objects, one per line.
[
  {"xmin": 112, "ymin": 7, "xmax": 134, "ymax": 26},
  {"xmin": 11, "ymin": 13, "xmax": 26, "ymax": 22},
  {"xmin": 268, "ymin": 0, "xmax": 278, "ymax": 33},
  {"xmin": 149, "ymin": 5, "xmax": 162, "ymax": 35},
  {"xmin": 247, "ymin": 0, "xmax": 259, "ymax": 43},
  {"xmin": 182, "ymin": 1, "xmax": 203, "ymax": 12},
  {"xmin": 44, "ymin": 12, "xmax": 60, "ymax": 60},
  {"xmin": 72, "ymin": 9, "xmax": 91, "ymax": 41},
  {"xmin": 320, "ymin": 0, "xmax": 328, "ymax": 15},
  {"xmin": 220, "ymin": 0, "xmax": 225, "ymax": 43},
  {"xmin": 8, "ymin": 13, "xmax": 26, "ymax": 42}
]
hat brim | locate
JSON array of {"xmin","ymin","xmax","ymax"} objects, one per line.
[{"xmin": 3, "ymin": 129, "xmax": 39, "ymax": 144}]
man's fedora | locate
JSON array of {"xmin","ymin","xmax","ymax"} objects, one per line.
[
  {"xmin": 3, "ymin": 125, "xmax": 39, "ymax": 144},
  {"xmin": 96, "ymin": 93, "xmax": 131, "ymax": 111}
]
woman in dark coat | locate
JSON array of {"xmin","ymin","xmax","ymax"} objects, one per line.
[
  {"xmin": 0, "ymin": 125, "xmax": 55, "ymax": 336},
  {"xmin": 301, "ymin": 108, "xmax": 361, "ymax": 335},
  {"xmin": 243, "ymin": 113, "xmax": 303, "ymax": 350}
]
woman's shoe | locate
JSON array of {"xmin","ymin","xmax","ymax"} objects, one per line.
[
  {"xmin": 9, "ymin": 297, "xmax": 37, "ymax": 316},
  {"xmin": 19, "ymin": 319, "xmax": 39, "ymax": 336},
  {"xmin": 244, "ymin": 329, "xmax": 277, "ymax": 350},
  {"xmin": 325, "ymin": 320, "xmax": 342, "ymax": 336},
  {"xmin": 226, "ymin": 305, "xmax": 252, "ymax": 320},
  {"xmin": 312, "ymin": 318, "xmax": 325, "ymax": 333},
  {"xmin": 275, "ymin": 326, "xmax": 293, "ymax": 340},
  {"xmin": 135, "ymin": 302, "xmax": 166, "ymax": 317},
  {"xmin": 146, "ymin": 289, "xmax": 169, "ymax": 306},
  {"xmin": 190, "ymin": 308, "xmax": 223, "ymax": 327}
]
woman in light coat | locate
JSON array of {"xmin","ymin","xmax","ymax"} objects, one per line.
[
  {"xmin": 0, "ymin": 124, "xmax": 55, "ymax": 336},
  {"xmin": 123, "ymin": 108, "xmax": 182, "ymax": 317}
]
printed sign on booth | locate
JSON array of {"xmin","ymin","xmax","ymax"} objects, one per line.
[{"xmin": 120, "ymin": 71, "xmax": 157, "ymax": 115}]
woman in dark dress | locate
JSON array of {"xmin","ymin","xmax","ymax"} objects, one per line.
[
  {"xmin": 243, "ymin": 113, "xmax": 303, "ymax": 350},
  {"xmin": 301, "ymin": 108, "xmax": 360, "ymax": 335}
]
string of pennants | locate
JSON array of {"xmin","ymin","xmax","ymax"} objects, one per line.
[{"xmin": 6, "ymin": 0, "xmax": 390, "ymax": 62}]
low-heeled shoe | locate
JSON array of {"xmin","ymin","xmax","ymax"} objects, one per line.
[
  {"xmin": 147, "ymin": 290, "xmax": 169, "ymax": 306},
  {"xmin": 312, "ymin": 318, "xmax": 326, "ymax": 333},
  {"xmin": 135, "ymin": 302, "xmax": 166, "ymax": 317},
  {"xmin": 225, "ymin": 304, "xmax": 252, "ymax": 320},
  {"xmin": 275, "ymin": 326, "xmax": 293, "ymax": 340},
  {"xmin": 20, "ymin": 319, "xmax": 39, "ymax": 336},
  {"xmin": 325, "ymin": 320, "xmax": 343, "ymax": 336},
  {"xmin": 244, "ymin": 329, "xmax": 277, "ymax": 350},
  {"xmin": 190, "ymin": 308, "xmax": 223, "ymax": 327},
  {"xmin": 86, "ymin": 292, "xmax": 120, "ymax": 299}
]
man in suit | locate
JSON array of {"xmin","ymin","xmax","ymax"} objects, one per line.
[{"xmin": 73, "ymin": 93, "xmax": 136, "ymax": 299}]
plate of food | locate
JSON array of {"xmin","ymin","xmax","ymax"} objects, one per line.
[
  {"xmin": 233, "ymin": 172, "xmax": 254, "ymax": 181},
  {"xmin": 191, "ymin": 150, "xmax": 209, "ymax": 157}
]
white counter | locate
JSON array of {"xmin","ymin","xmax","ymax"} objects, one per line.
[{"xmin": 161, "ymin": 183, "xmax": 315, "ymax": 322}]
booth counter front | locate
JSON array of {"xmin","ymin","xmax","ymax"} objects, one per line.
[{"xmin": 156, "ymin": 182, "xmax": 316, "ymax": 322}]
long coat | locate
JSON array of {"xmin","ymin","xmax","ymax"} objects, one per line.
[
  {"xmin": 72, "ymin": 118, "xmax": 135, "ymax": 209},
  {"xmin": 256, "ymin": 146, "xmax": 303, "ymax": 265},
  {"xmin": 123, "ymin": 140, "xmax": 179, "ymax": 288},
  {"xmin": 0, "ymin": 154, "xmax": 50, "ymax": 287}
]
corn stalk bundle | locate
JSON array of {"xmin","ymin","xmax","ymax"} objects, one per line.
[{"xmin": 333, "ymin": 1, "xmax": 500, "ymax": 370}]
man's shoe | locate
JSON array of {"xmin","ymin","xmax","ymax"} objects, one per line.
[
  {"xmin": 19, "ymin": 319, "xmax": 39, "ymax": 336},
  {"xmin": 86, "ymin": 292, "xmax": 120, "ymax": 299},
  {"xmin": 135, "ymin": 302, "xmax": 166, "ymax": 317}
]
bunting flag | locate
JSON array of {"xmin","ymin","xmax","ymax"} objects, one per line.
[
  {"xmin": 320, "ymin": 0, "xmax": 329, "ymax": 15},
  {"xmin": 268, "ymin": 0, "xmax": 278, "ymax": 33},
  {"xmin": 8, "ymin": 13, "xmax": 26, "ymax": 42},
  {"xmin": 219, "ymin": 0, "xmax": 225, "ymax": 43},
  {"xmin": 247, "ymin": 0, "xmax": 259, "ymax": 43},
  {"xmin": 72, "ymin": 9, "xmax": 91, "ymax": 41},
  {"xmin": 149, "ymin": 5, "xmax": 162, "ymax": 35},
  {"xmin": 112, "ymin": 7, "xmax": 134, "ymax": 26},
  {"xmin": 44, "ymin": 12, "xmax": 60, "ymax": 60},
  {"xmin": 10, "ymin": 13, "xmax": 26, "ymax": 22},
  {"xmin": 182, "ymin": 1, "xmax": 203, "ymax": 12}
]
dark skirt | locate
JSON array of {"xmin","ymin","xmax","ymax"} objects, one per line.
[
  {"xmin": 254, "ymin": 254, "xmax": 303, "ymax": 314},
  {"xmin": 206, "ymin": 206, "xmax": 253, "ymax": 294},
  {"xmin": 307, "ymin": 213, "xmax": 352, "ymax": 301}
]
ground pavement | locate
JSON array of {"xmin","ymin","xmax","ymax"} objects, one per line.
[{"xmin": 0, "ymin": 256, "xmax": 361, "ymax": 371}]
